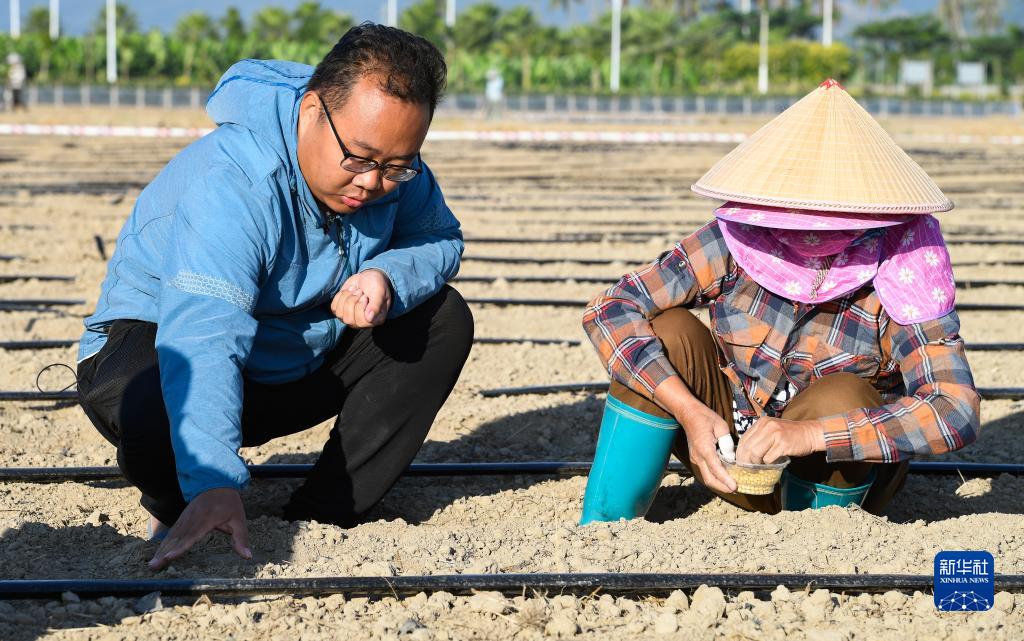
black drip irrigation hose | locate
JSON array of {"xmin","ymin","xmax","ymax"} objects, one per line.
[
  {"xmin": 456, "ymin": 275, "xmax": 1024, "ymax": 288},
  {"xmin": 3, "ymin": 338, "xmax": 1020, "ymax": 352},
  {"xmin": 464, "ymin": 298, "xmax": 1024, "ymax": 312},
  {"xmin": 0, "ymin": 255, "xmax": 22, "ymax": 262},
  {"xmin": 463, "ymin": 255, "xmax": 1024, "ymax": 269},
  {"xmin": 947, "ymin": 238, "xmax": 1024, "ymax": 247},
  {"xmin": 465, "ymin": 235, "xmax": 650, "ymax": 245},
  {"xmin": 463, "ymin": 234, "xmax": 1024, "ymax": 247},
  {"xmin": 0, "ymin": 339, "xmax": 79, "ymax": 350},
  {"xmin": 0, "ymin": 391, "xmax": 78, "ymax": 402},
  {"xmin": 463, "ymin": 255, "xmax": 639, "ymax": 266},
  {"xmin": 25, "ymin": 382, "xmax": 1022, "ymax": 405},
  {"xmin": 465, "ymin": 297, "xmax": 584, "ymax": 308},
  {"xmin": 478, "ymin": 382, "xmax": 1024, "ymax": 402},
  {"xmin": 2, "ymin": 460, "xmax": 1021, "ymax": 485},
  {"xmin": 955, "ymin": 303, "xmax": 1024, "ymax": 312},
  {"xmin": 964, "ymin": 342, "xmax": 1024, "ymax": 351},
  {"xmin": 456, "ymin": 275, "xmax": 614, "ymax": 285},
  {"xmin": 2, "ymin": 572, "xmax": 1024, "ymax": 600},
  {"xmin": 474, "ymin": 337, "xmax": 582, "ymax": 346},
  {"xmin": 0, "ymin": 275, "xmax": 75, "ymax": 284},
  {"xmin": 0, "ymin": 338, "xmax": 582, "ymax": 351},
  {"xmin": 0, "ymin": 299, "xmax": 85, "ymax": 310},
  {"xmin": 93, "ymin": 235, "xmax": 108, "ymax": 261}
]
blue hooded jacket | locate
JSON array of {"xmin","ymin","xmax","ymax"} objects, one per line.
[{"xmin": 79, "ymin": 60, "xmax": 463, "ymax": 501}]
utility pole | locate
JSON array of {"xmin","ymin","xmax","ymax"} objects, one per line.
[
  {"xmin": 9, "ymin": 0, "xmax": 19, "ymax": 38},
  {"xmin": 386, "ymin": 0, "xmax": 397, "ymax": 27},
  {"xmin": 446, "ymin": 0, "xmax": 455, "ymax": 27},
  {"xmin": 106, "ymin": 0, "xmax": 117, "ymax": 84},
  {"xmin": 822, "ymin": 0, "xmax": 833, "ymax": 46},
  {"xmin": 610, "ymin": 0, "xmax": 622, "ymax": 94},
  {"xmin": 758, "ymin": 5, "xmax": 769, "ymax": 94},
  {"xmin": 49, "ymin": 0, "xmax": 59, "ymax": 41}
]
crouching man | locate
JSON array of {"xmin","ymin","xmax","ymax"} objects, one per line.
[{"xmin": 77, "ymin": 24, "xmax": 473, "ymax": 570}]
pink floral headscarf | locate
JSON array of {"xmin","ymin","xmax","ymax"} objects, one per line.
[{"xmin": 717, "ymin": 213, "xmax": 956, "ymax": 324}]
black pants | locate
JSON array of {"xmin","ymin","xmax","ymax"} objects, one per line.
[{"xmin": 77, "ymin": 286, "xmax": 474, "ymax": 527}]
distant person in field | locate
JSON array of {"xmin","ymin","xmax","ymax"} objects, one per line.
[
  {"xmin": 579, "ymin": 80, "xmax": 980, "ymax": 523},
  {"xmin": 484, "ymin": 67, "xmax": 504, "ymax": 120},
  {"xmin": 77, "ymin": 24, "xmax": 473, "ymax": 570},
  {"xmin": 6, "ymin": 53, "xmax": 27, "ymax": 111}
]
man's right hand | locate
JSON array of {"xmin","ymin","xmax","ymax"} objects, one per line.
[
  {"xmin": 148, "ymin": 487, "xmax": 251, "ymax": 571},
  {"xmin": 678, "ymin": 404, "xmax": 739, "ymax": 495}
]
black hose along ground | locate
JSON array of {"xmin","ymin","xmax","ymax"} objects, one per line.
[
  {"xmin": 10, "ymin": 296, "xmax": 1013, "ymax": 312},
  {"xmin": 4, "ymin": 338, "xmax": 1024, "ymax": 351},
  {"xmin": 3, "ymin": 385, "xmax": 1023, "ymax": 404},
  {"xmin": 0, "ymin": 337, "xmax": 586, "ymax": 350},
  {"xmin": 462, "ymin": 233, "xmax": 1024, "ymax": 247},
  {"xmin": 477, "ymin": 382, "xmax": 1024, "ymax": 401},
  {"xmin": 461, "ymin": 255, "xmax": 1024, "ymax": 268},
  {"xmin": 51, "ymin": 225, "xmax": 943, "ymax": 246},
  {"xmin": 464, "ymin": 300, "xmax": 1024, "ymax": 311},
  {"xmin": 454, "ymin": 275, "xmax": 1024, "ymax": 288},
  {"xmin": 0, "ymin": 460, "xmax": 1021, "ymax": 483},
  {"xmin": 2, "ymin": 572, "xmax": 1024, "ymax": 600}
]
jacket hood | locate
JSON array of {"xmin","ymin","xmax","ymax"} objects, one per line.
[{"xmin": 206, "ymin": 59, "xmax": 313, "ymax": 191}]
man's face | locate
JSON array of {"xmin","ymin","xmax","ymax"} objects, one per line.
[{"xmin": 297, "ymin": 75, "xmax": 431, "ymax": 215}]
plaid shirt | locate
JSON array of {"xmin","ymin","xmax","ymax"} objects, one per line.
[{"xmin": 582, "ymin": 220, "xmax": 981, "ymax": 464}]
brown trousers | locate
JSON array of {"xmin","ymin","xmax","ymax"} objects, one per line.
[{"xmin": 610, "ymin": 308, "xmax": 910, "ymax": 515}]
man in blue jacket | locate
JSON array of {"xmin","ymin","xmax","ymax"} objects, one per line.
[{"xmin": 76, "ymin": 24, "xmax": 473, "ymax": 570}]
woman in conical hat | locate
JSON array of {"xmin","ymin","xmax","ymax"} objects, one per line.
[{"xmin": 580, "ymin": 80, "xmax": 980, "ymax": 521}]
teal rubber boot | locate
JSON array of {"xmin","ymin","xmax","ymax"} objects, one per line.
[
  {"xmin": 579, "ymin": 395, "xmax": 679, "ymax": 525},
  {"xmin": 780, "ymin": 468, "xmax": 877, "ymax": 510}
]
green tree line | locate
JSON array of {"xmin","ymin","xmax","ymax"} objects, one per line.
[{"xmin": 0, "ymin": 1, "xmax": 1021, "ymax": 96}]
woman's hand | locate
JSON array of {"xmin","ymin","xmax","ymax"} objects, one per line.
[
  {"xmin": 736, "ymin": 417, "xmax": 826, "ymax": 465},
  {"xmin": 677, "ymin": 403, "xmax": 739, "ymax": 495},
  {"xmin": 654, "ymin": 376, "xmax": 738, "ymax": 495}
]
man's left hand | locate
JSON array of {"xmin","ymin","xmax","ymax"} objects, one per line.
[
  {"xmin": 736, "ymin": 417, "xmax": 826, "ymax": 465},
  {"xmin": 332, "ymin": 269, "xmax": 392, "ymax": 328}
]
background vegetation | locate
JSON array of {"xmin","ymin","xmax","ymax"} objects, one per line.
[{"xmin": 0, "ymin": 0, "xmax": 1021, "ymax": 96}]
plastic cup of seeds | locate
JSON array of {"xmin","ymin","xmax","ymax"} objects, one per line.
[{"xmin": 718, "ymin": 452, "xmax": 790, "ymax": 495}]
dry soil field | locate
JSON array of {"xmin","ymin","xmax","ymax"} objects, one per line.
[{"xmin": 0, "ymin": 108, "xmax": 1022, "ymax": 640}]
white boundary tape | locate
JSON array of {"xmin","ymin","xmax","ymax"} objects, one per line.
[
  {"xmin": 0, "ymin": 123, "xmax": 215, "ymax": 138},
  {"xmin": 0, "ymin": 123, "xmax": 1021, "ymax": 145}
]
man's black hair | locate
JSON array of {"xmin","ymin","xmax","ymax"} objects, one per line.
[{"xmin": 309, "ymin": 23, "xmax": 447, "ymax": 117}]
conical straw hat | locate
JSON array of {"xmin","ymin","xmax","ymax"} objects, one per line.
[{"xmin": 692, "ymin": 79, "xmax": 952, "ymax": 214}]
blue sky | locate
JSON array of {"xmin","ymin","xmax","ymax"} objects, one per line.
[{"xmin": 2, "ymin": 1, "xmax": 1021, "ymax": 38}]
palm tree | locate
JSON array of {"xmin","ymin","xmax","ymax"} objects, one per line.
[
  {"xmin": 221, "ymin": 7, "xmax": 246, "ymax": 42},
  {"xmin": 937, "ymin": 0, "xmax": 967, "ymax": 41},
  {"xmin": 972, "ymin": 0, "xmax": 1004, "ymax": 36},
  {"xmin": 622, "ymin": 7, "xmax": 677, "ymax": 92},
  {"xmin": 453, "ymin": 2, "xmax": 501, "ymax": 53},
  {"xmin": 641, "ymin": 0, "xmax": 701, "ymax": 20},
  {"xmin": 495, "ymin": 6, "xmax": 542, "ymax": 91},
  {"xmin": 25, "ymin": 7, "xmax": 56, "ymax": 80},
  {"xmin": 174, "ymin": 12, "xmax": 218, "ymax": 83},
  {"xmin": 293, "ymin": 1, "xmax": 355, "ymax": 45},
  {"xmin": 251, "ymin": 7, "xmax": 292, "ymax": 42},
  {"xmin": 399, "ymin": 0, "xmax": 447, "ymax": 50},
  {"xmin": 91, "ymin": 2, "xmax": 138, "ymax": 36},
  {"xmin": 549, "ymin": 0, "xmax": 585, "ymax": 23}
]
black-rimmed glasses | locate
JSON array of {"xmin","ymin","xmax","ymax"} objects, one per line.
[{"xmin": 319, "ymin": 97, "xmax": 422, "ymax": 183}]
